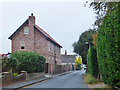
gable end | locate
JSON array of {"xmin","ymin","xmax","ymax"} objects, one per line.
[{"xmin": 8, "ymin": 19, "xmax": 28, "ymax": 40}]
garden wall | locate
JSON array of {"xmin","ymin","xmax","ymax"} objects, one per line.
[
  {"xmin": 53, "ymin": 64, "xmax": 72, "ymax": 74},
  {"xmin": 2, "ymin": 72, "xmax": 25, "ymax": 86},
  {"xmin": 26, "ymin": 72, "xmax": 45, "ymax": 80},
  {"xmin": 2, "ymin": 71, "xmax": 45, "ymax": 86}
]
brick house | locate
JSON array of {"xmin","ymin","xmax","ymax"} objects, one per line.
[
  {"xmin": 61, "ymin": 50, "xmax": 76, "ymax": 70},
  {"xmin": 8, "ymin": 13, "xmax": 62, "ymax": 74}
]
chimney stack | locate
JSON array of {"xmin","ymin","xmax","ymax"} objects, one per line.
[
  {"xmin": 65, "ymin": 50, "xmax": 67, "ymax": 55},
  {"xmin": 29, "ymin": 13, "xmax": 35, "ymax": 25}
]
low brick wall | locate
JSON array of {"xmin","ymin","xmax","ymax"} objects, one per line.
[
  {"xmin": 2, "ymin": 72, "xmax": 25, "ymax": 86},
  {"xmin": 2, "ymin": 71, "xmax": 45, "ymax": 86},
  {"xmin": 26, "ymin": 72, "xmax": 45, "ymax": 80},
  {"xmin": 53, "ymin": 64, "xmax": 72, "ymax": 74}
]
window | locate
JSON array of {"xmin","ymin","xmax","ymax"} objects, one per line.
[
  {"xmin": 58, "ymin": 48, "xmax": 60, "ymax": 54},
  {"xmin": 51, "ymin": 44, "xmax": 54, "ymax": 53},
  {"xmin": 54, "ymin": 46, "xmax": 57, "ymax": 54},
  {"xmin": 24, "ymin": 27, "xmax": 29, "ymax": 34},
  {"xmin": 21, "ymin": 43, "xmax": 25, "ymax": 49},
  {"xmin": 48, "ymin": 42, "xmax": 51, "ymax": 52}
]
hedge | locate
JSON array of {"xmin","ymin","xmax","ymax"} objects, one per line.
[
  {"xmin": 87, "ymin": 46, "xmax": 99, "ymax": 78},
  {"xmin": 8, "ymin": 51, "xmax": 46, "ymax": 73},
  {"xmin": 96, "ymin": 3, "xmax": 120, "ymax": 87}
]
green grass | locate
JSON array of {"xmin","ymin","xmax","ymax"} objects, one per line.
[{"xmin": 84, "ymin": 73, "xmax": 98, "ymax": 84}]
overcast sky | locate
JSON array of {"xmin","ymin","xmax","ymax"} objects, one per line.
[{"xmin": 0, "ymin": 0, "xmax": 95, "ymax": 54}]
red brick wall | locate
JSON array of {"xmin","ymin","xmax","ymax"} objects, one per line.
[
  {"xmin": 11, "ymin": 15, "xmax": 36, "ymax": 52},
  {"xmin": 12, "ymin": 25, "xmax": 35, "ymax": 52},
  {"xmin": 11, "ymin": 15, "xmax": 62, "ymax": 74}
]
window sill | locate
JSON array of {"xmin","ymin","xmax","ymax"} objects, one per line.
[
  {"xmin": 24, "ymin": 33, "xmax": 29, "ymax": 35},
  {"xmin": 20, "ymin": 49, "xmax": 25, "ymax": 51}
]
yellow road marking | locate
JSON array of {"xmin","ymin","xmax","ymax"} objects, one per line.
[{"xmin": 23, "ymin": 79, "xmax": 50, "ymax": 88}]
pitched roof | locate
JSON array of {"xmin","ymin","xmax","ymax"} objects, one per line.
[
  {"xmin": 8, "ymin": 19, "xmax": 62, "ymax": 48},
  {"xmin": 35, "ymin": 25, "xmax": 62, "ymax": 47},
  {"xmin": 61, "ymin": 55, "xmax": 76, "ymax": 63}
]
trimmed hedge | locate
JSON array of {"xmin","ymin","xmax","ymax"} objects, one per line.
[
  {"xmin": 8, "ymin": 51, "xmax": 46, "ymax": 73},
  {"xmin": 96, "ymin": 3, "xmax": 120, "ymax": 87},
  {"xmin": 87, "ymin": 47, "xmax": 99, "ymax": 78}
]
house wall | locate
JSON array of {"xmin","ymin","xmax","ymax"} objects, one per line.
[
  {"xmin": 12, "ymin": 22, "xmax": 35, "ymax": 52},
  {"xmin": 11, "ymin": 14, "xmax": 62, "ymax": 74},
  {"xmin": 34, "ymin": 28, "xmax": 61, "ymax": 65},
  {"xmin": 34, "ymin": 28, "xmax": 48, "ymax": 60}
]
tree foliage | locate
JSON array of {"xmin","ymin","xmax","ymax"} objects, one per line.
[
  {"xmin": 87, "ymin": 46, "xmax": 98, "ymax": 78},
  {"xmin": 76, "ymin": 56, "xmax": 82, "ymax": 65},
  {"xmin": 96, "ymin": 3, "xmax": 120, "ymax": 87},
  {"xmin": 86, "ymin": 1, "xmax": 118, "ymax": 29},
  {"xmin": 75, "ymin": 56, "xmax": 82, "ymax": 70},
  {"xmin": 8, "ymin": 51, "xmax": 46, "ymax": 73},
  {"xmin": 92, "ymin": 33, "xmax": 97, "ymax": 46},
  {"xmin": 73, "ymin": 29, "xmax": 96, "ymax": 64}
]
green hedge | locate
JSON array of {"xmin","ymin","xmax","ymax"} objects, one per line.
[
  {"xmin": 96, "ymin": 3, "xmax": 120, "ymax": 87},
  {"xmin": 8, "ymin": 51, "xmax": 45, "ymax": 73},
  {"xmin": 87, "ymin": 47, "xmax": 99, "ymax": 78}
]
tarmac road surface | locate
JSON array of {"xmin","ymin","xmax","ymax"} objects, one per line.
[{"xmin": 25, "ymin": 70, "xmax": 88, "ymax": 88}]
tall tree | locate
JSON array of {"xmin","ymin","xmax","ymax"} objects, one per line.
[
  {"xmin": 85, "ymin": 0, "xmax": 118, "ymax": 29},
  {"xmin": 73, "ymin": 29, "xmax": 96, "ymax": 64}
]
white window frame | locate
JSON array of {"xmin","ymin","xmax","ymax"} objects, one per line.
[
  {"xmin": 48, "ymin": 42, "xmax": 51, "ymax": 52},
  {"xmin": 24, "ymin": 27, "xmax": 29, "ymax": 34},
  {"xmin": 21, "ymin": 42, "xmax": 25, "ymax": 50}
]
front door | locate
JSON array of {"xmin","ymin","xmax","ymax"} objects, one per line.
[{"xmin": 45, "ymin": 63, "xmax": 48, "ymax": 73}]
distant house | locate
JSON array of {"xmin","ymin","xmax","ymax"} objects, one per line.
[
  {"xmin": 8, "ymin": 13, "xmax": 62, "ymax": 74},
  {"xmin": 61, "ymin": 50, "xmax": 76, "ymax": 70}
]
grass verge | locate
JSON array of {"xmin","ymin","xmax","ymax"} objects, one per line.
[
  {"xmin": 84, "ymin": 73, "xmax": 111, "ymax": 89},
  {"xmin": 84, "ymin": 73, "xmax": 98, "ymax": 84}
]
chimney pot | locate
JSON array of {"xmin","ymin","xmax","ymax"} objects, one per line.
[
  {"xmin": 65, "ymin": 50, "xmax": 67, "ymax": 55},
  {"xmin": 31, "ymin": 13, "xmax": 33, "ymax": 16}
]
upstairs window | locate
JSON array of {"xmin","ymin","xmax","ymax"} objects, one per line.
[
  {"xmin": 48, "ymin": 42, "xmax": 51, "ymax": 52},
  {"xmin": 21, "ymin": 43, "xmax": 25, "ymax": 49},
  {"xmin": 54, "ymin": 46, "xmax": 57, "ymax": 54},
  {"xmin": 24, "ymin": 27, "xmax": 29, "ymax": 34}
]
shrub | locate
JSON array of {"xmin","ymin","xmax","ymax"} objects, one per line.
[
  {"xmin": 2, "ymin": 57, "xmax": 9, "ymax": 67},
  {"xmin": 14, "ymin": 73, "xmax": 18, "ymax": 77},
  {"xmin": 87, "ymin": 46, "xmax": 99, "ymax": 78},
  {"xmin": 76, "ymin": 64, "xmax": 81, "ymax": 70},
  {"xmin": 96, "ymin": 3, "xmax": 120, "ymax": 87},
  {"xmin": 8, "ymin": 51, "xmax": 45, "ymax": 73}
]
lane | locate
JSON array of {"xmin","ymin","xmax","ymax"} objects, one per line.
[{"xmin": 25, "ymin": 70, "xmax": 88, "ymax": 88}]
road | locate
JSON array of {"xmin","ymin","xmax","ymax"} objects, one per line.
[{"xmin": 25, "ymin": 70, "xmax": 89, "ymax": 88}]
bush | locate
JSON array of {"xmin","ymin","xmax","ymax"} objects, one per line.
[
  {"xmin": 13, "ymin": 73, "xmax": 18, "ymax": 77},
  {"xmin": 87, "ymin": 47, "xmax": 99, "ymax": 78},
  {"xmin": 2, "ymin": 57, "xmax": 9, "ymax": 67},
  {"xmin": 96, "ymin": 3, "xmax": 120, "ymax": 87},
  {"xmin": 8, "ymin": 51, "xmax": 45, "ymax": 73},
  {"xmin": 84, "ymin": 73, "xmax": 98, "ymax": 84},
  {"xmin": 76, "ymin": 64, "xmax": 81, "ymax": 70}
]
